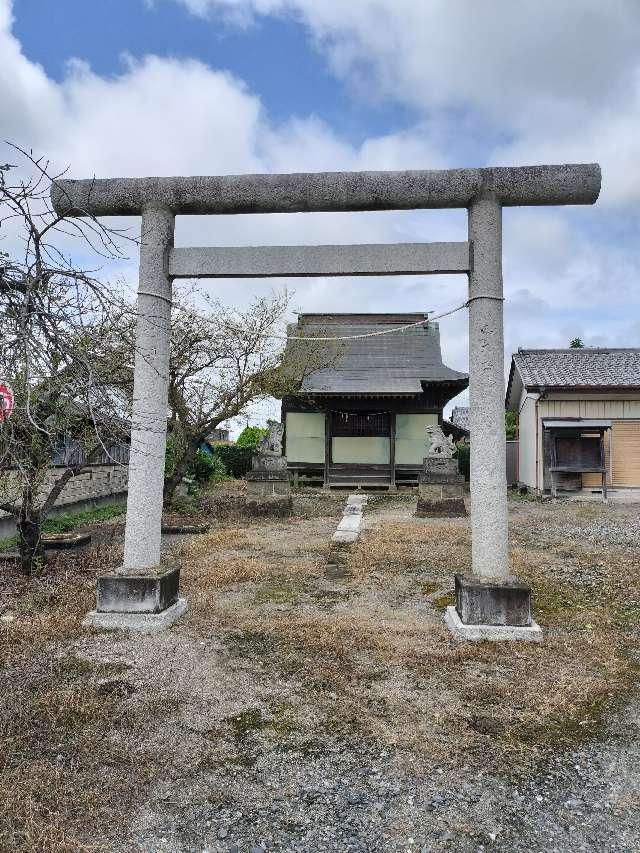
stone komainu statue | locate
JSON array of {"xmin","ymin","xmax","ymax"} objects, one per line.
[
  {"xmin": 257, "ymin": 420, "xmax": 284, "ymax": 456},
  {"xmin": 425, "ymin": 424, "xmax": 457, "ymax": 458}
]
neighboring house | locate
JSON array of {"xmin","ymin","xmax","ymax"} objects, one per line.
[
  {"xmin": 206, "ymin": 427, "xmax": 231, "ymax": 444},
  {"xmin": 448, "ymin": 406, "xmax": 470, "ymax": 441},
  {"xmin": 52, "ymin": 436, "xmax": 130, "ymax": 466},
  {"xmin": 506, "ymin": 348, "xmax": 640, "ymax": 494},
  {"xmin": 280, "ymin": 313, "xmax": 468, "ymax": 488}
]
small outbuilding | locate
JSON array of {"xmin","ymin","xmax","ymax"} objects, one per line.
[
  {"xmin": 281, "ymin": 313, "xmax": 468, "ymax": 489},
  {"xmin": 506, "ymin": 348, "xmax": 640, "ymax": 495}
]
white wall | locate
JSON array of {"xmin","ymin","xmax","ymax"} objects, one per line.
[
  {"xmin": 517, "ymin": 389, "xmax": 539, "ymax": 488},
  {"xmin": 285, "ymin": 412, "xmax": 325, "ymax": 463}
]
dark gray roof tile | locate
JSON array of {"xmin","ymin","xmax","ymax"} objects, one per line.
[
  {"xmin": 289, "ymin": 313, "xmax": 467, "ymax": 396},
  {"xmin": 513, "ymin": 348, "xmax": 640, "ymax": 388}
]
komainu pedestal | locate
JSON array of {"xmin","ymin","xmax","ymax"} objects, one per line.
[
  {"xmin": 245, "ymin": 420, "xmax": 292, "ymax": 515},
  {"xmin": 416, "ymin": 426, "xmax": 466, "ymax": 517}
]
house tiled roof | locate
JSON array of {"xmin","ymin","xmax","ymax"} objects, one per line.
[
  {"xmin": 512, "ymin": 348, "xmax": 640, "ymax": 389},
  {"xmin": 289, "ymin": 313, "xmax": 468, "ymax": 396},
  {"xmin": 451, "ymin": 406, "xmax": 470, "ymax": 431}
]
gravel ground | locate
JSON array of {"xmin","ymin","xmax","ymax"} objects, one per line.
[{"xmin": 4, "ymin": 490, "xmax": 640, "ymax": 852}]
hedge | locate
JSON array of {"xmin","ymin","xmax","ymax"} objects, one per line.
[{"xmin": 212, "ymin": 444, "xmax": 255, "ymax": 478}]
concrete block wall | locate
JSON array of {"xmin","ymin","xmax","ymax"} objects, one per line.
[{"xmin": 0, "ymin": 465, "xmax": 129, "ymax": 537}]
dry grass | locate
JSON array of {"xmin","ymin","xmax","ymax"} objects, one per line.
[
  {"xmin": 1, "ymin": 497, "xmax": 639, "ymax": 847},
  {"xmin": 176, "ymin": 527, "xmax": 252, "ymax": 559},
  {"xmin": 347, "ymin": 520, "xmax": 471, "ymax": 577},
  {"xmin": 0, "ymin": 550, "xmax": 179, "ymax": 853},
  {"xmin": 211, "ymin": 513, "xmax": 639, "ymax": 767}
]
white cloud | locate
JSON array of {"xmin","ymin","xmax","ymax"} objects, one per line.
[
  {"xmin": 172, "ymin": 0, "xmax": 640, "ymax": 206},
  {"xmin": 1, "ymin": 0, "xmax": 639, "ymax": 430}
]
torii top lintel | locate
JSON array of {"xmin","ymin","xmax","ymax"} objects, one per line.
[{"xmin": 51, "ymin": 164, "xmax": 601, "ymax": 217}]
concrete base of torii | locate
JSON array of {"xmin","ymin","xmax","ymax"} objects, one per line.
[
  {"xmin": 82, "ymin": 565, "xmax": 188, "ymax": 634},
  {"xmin": 445, "ymin": 606, "xmax": 543, "ymax": 642},
  {"xmin": 444, "ymin": 572, "xmax": 543, "ymax": 642}
]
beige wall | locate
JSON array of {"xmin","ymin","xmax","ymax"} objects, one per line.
[
  {"xmin": 332, "ymin": 436, "xmax": 390, "ymax": 464},
  {"xmin": 395, "ymin": 413, "xmax": 437, "ymax": 464}
]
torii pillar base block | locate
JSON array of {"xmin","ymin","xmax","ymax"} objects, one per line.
[{"xmin": 445, "ymin": 573, "xmax": 543, "ymax": 642}]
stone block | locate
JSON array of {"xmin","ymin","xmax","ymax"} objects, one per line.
[
  {"xmin": 245, "ymin": 474, "xmax": 291, "ymax": 500},
  {"xmin": 445, "ymin": 606, "xmax": 542, "ymax": 642},
  {"xmin": 416, "ymin": 497, "xmax": 467, "ymax": 518},
  {"xmin": 83, "ymin": 598, "xmax": 188, "ymax": 634},
  {"xmin": 245, "ymin": 496, "xmax": 293, "ymax": 517},
  {"xmin": 96, "ymin": 566, "xmax": 180, "ymax": 614},
  {"xmin": 42, "ymin": 533, "xmax": 92, "ymax": 550},
  {"xmin": 423, "ymin": 456, "xmax": 460, "ymax": 478},
  {"xmin": 251, "ymin": 454, "xmax": 288, "ymax": 472},
  {"xmin": 454, "ymin": 573, "xmax": 532, "ymax": 626},
  {"xmin": 418, "ymin": 482, "xmax": 466, "ymax": 500}
]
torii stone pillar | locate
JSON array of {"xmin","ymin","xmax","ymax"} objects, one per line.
[
  {"xmin": 123, "ymin": 205, "xmax": 175, "ymax": 571},
  {"xmin": 52, "ymin": 164, "xmax": 600, "ymax": 635}
]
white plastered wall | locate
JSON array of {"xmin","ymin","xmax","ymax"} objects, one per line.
[
  {"xmin": 285, "ymin": 412, "xmax": 325, "ymax": 463},
  {"xmin": 517, "ymin": 388, "xmax": 539, "ymax": 489}
]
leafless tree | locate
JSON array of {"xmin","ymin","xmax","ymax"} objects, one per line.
[
  {"xmin": 158, "ymin": 289, "xmax": 337, "ymax": 508},
  {"xmin": 0, "ymin": 146, "xmax": 133, "ymax": 574}
]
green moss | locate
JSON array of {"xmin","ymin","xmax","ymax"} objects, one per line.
[
  {"xmin": 431, "ymin": 591, "xmax": 455, "ymax": 611},
  {"xmin": 421, "ymin": 580, "xmax": 441, "ymax": 596},
  {"xmin": 224, "ymin": 629, "xmax": 279, "ymax": 659},
  {"xmin": 504, "ymin": 698, "xmax": 614, "ymax": 749},
  {"xmin": 253, "ymin": 576, "xmax": 307, "ymax": 606},
  {"xmin": 56, "ymin": 656, "xmax": 131, "ymax": 680},
  {"xmin": 42, "ymin": 503, "xmax": 126, "ymax": 533},
  {"xmin": 224, "ymin": 707, "xmax": 266, "ymax": 742},
  {"xmin": 529, "ymin": 579, "xmax": 593, "ymax": 624}
]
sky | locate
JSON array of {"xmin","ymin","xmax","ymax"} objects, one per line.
[{"xmin": 2, "ymin": 0, "xmax": 640, "ymax": 427}]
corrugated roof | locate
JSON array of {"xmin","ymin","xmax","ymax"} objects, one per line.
[
  {"xmin": 289, "ymin": 313, "xmax": 468, "ymax": 396},
  {"xmin": 513, "ymin": 348, "xmax": 640, "ymax": 389}
]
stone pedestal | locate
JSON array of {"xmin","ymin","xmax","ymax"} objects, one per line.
[
  {"xmin": 445, "ymin": 573, "xmax": 542, "ymax": 642},
  {"xmin": 245, "ymin": 453, "xmax": 292, "ymax": 514},
  {"xmin": 82, "ymin": 566, "xmax": 188, "ymax": 633},
  {"xmin": 416, "ymin": 456, "xmax": 467, "ymax": 517}
]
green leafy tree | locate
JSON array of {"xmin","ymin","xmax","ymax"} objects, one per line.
[
  {"xmin": 236, "ymin": 425, "xmax": 268, "ymax": 449},
  {"xmin": 505, "ymin": 410, "xmax": 518, "ymax": 440},
  {"xmin": 570, "ymin": 338, "xmax": 585, "ymax": 348}
]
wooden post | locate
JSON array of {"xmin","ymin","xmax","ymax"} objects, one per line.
[
  {"xmin": 389, "ymin": 412, "xmax": 397, "ymax": 491},
  {"xmin": 323, "ymin": 411, "xmax": 331, "ymax": 489}
]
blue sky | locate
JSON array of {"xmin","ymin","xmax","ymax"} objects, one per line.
[
  {"xmin": 2, "ymin": 0, "xmax": 640, "ymax": 422},
  {"xmin": 13, "ymin": 0, "xmax": 415, "ymax": 140}
]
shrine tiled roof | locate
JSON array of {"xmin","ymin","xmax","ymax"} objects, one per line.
[{"xmin": 287, "ymin": 313, "xmax": 468, "ymax": 397}]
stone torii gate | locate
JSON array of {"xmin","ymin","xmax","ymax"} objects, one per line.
[{"xmin": 52, "ymin": 163, "xmax": 601, "ymax": 637}]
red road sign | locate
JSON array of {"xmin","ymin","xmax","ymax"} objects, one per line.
[{"xmin": 0, "ymin": 383, "xmax": 14, "ymax": 422}]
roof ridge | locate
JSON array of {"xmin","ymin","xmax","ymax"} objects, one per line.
[{"xmin": 516, "ymin": 347, "xmax": 640, "ymax": 354}]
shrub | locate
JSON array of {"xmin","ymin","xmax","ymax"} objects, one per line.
[
  {"xmin": 213, "ymin": 444, "xmax": 255, "ymax": 478},
  {"xmin": 192, "ymin": 449, "xmax": 228, "ymax": 484},
  {"xmin": 456, "ymin": 442, "xmax": 470, "ymax": 481}
]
